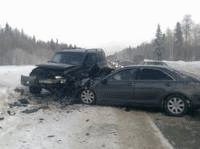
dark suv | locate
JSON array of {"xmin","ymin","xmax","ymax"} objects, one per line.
[{"xmin": 21, "ymin": 48, "xmax": 113, "ymax": 98}]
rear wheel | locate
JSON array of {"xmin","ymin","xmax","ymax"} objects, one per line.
[
  {"xmin": 29, "ymin": 86, "xmax": 42, "ymax": 94},
  {"xmin": 164, "ymin": 95, "xmax": 188, "ymax": 116},
  {"xmin": 80, "ymin": 89, "xmax": 96, "ymax": 105}
]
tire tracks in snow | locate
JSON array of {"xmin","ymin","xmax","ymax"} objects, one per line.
[{"xmin": 69, "ymin": 105, "xmax": 173, "ymax": 149}]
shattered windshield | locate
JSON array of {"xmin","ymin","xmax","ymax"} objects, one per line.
[{"xmin": 50, "ymin": 52, "xmax": 85, "ymax": 65}]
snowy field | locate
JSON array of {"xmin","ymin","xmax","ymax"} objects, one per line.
[
  {"xmin": 0, "ymin": 66, "xmax": 36, "ymax": 111},
  {"xmin": 0, "ymin": 61, "xmax": 200, "ymax": 149},
  {"xmin": 166, "ymin": 60, "xmax": 200, "ymax": 75}
]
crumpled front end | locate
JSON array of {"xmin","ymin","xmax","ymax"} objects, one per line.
[
  {"xmin": 20, "ymin": 66, "xmax": 69, "ymax": 92},
  {"xmin": 21, "ymin": 75, "xmax": 66, "ymax": 87},
  {"xmin": 21, "ymin": 75, "xmax": 37, "ymax": 86}
]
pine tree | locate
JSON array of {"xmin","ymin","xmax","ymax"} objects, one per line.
[
  {"xmin": 174, "ymin": 22, "xmax": 183, "ymax": 60},
  {"xmin": 5, "ymin": 23, "xmax": 11, "ymax": 32},
  {"xmin": 154, "ymin": 24, "xmax": 163, "ymax": 60},
  {"xmin": 165, "ymin": 28, "xmax": 174, "ymax": 60}
]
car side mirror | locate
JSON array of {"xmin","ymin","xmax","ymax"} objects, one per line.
[{"xmin": 101, "ymin": 79, "xmax": 107, "ymax": 84}]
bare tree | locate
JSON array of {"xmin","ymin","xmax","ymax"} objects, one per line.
[
  {"xmin": 182, "ymin": 14, "xmax": 193, "ymax": 43},
  {"xmin": 192, "ymin": 23, "xmax": 200, "ymax": 59},
  {"xmin": 182, "ymin": 15, "xmax": 194, "ymax": 60}
]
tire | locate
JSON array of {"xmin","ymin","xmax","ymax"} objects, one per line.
[
  {"xmin": 29, "ymin": 86, "xmax": 42, "ymax": 94},
  {"xmin": 80, "ymin": 89, "xmax": 96, "ymax": 105},
  {"xmin": 164, "ymin": 95, "xmax": 188, "ymax": 116}
]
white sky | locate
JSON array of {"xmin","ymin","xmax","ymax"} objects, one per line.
[{"xmin": 0, "ymin": 0, "xmax": 200, "ymax": 55}]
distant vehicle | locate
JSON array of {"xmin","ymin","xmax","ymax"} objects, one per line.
[
  {"xmin": 141, "ymin": 60, "xmax": 168, "ymax": 66},
  {"xmin": 21, "ymin": 48, "xmax": 113, "ymax": 98},
  {"xmin": 80, "ymin": 65, "xmax": 200, "ymax": 116}
]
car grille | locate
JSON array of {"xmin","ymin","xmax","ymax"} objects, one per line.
[{"xmin": 31, "ymin": 68, "xmax": 63, "ymax": 79}]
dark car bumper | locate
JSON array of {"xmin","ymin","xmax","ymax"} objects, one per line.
[
  {"xmin": 190, "ymin": 94, "xmax": 200, "ymax": 109},
  {"xmin": 21, "ymin": 75, "xmax": 37, "ymax": 86},
  {"xmin": 21, "ymin": 75, "xmax": 66, "ymax": 86},
  {"xmin": 191, "ymin": 100, "xmax": 200, "ymax": 110}
]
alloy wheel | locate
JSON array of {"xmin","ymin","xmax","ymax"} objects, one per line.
[
  {"xmin": 166, "ymin": 97, "xmax": 186, "ymax": 115},
  {"xmin": 80, "ymin": 89, "xmax": 95, "ymax": 104}
]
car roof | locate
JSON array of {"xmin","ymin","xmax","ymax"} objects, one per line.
[
  {"xmin": 60, "ymin": 48, "xmax": 104, "ymax": 53},
  {"xmin": 112, "ymin": 65, "xmax": 170, "ymax": 73},
  {"xmin": 124, "ymin": 65, "xmax": 168, "ymax": 69},
  {"xmin": 143, "ymin": 59, "xmax": 165, "ymax": 62}
]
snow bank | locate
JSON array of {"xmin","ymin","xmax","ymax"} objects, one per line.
[
  {"xmin": 165, "ymin": 61, "xmax": 200, "ymax": 75},
  {"xmin": 0, "ymin": 65, "xmax": 35, "ymax": 112},
  {"xmin": 0, "ymin": 65, "xmax": 36, "ymax": 88}
]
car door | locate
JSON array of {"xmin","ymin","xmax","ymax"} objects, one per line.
[
  {"xmin": 133, "ymin": 68, "xmax": 176, "ymax": 105},
  {"xmin": 96, "ymin": 68, "xmax": 136, "ymax": 105}
]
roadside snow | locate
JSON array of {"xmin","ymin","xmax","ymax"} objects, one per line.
[
  {"xmin": 0, "ymin": 65, "xmax": 35, "ymax": 88},
  {"xmin": 166, "ymin": 60, "xmax": 200, "ymax": 75},
  {"xmin": 0, "ymin": 65, "xmax": 35, "ymax": 113},
  {"xmin": 0, "ymin": 65, "xmax": 35, "ymax": 110}
]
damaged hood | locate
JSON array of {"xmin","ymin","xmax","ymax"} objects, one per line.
[{"xmin": 37, "ymin": 63, "xmax": 78, "ymax": 70}]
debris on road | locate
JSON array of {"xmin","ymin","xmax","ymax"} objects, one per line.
[
  {"xmin": 21, "ymin": 107, "xmax": 41, "ymax": 114},
  {"xmin": 14, "ymin": 87, "xmax": 24, "ymax": 95},
  {"xmin": 48, "ymin": 135, "xmax": 55, "ymax": 138},
  {"xmin": 7, "ymin": 110, "xmax": 15, "ymax": 116},
  {"xmin": 9, "ymin": 98, "xmax": 29, "ymax": 107}
]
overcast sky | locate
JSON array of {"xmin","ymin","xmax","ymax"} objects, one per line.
[{"xmin": 0, "ymin": 0, "xmax": 199, "ymax": 55}]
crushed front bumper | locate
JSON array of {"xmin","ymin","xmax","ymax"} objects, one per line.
[
  {"xmin": 21, "ymin": 75, "xmax": 66, "ymax": 86},
  {"xmin": 21, "ymin": 75, "xmax": 37, "ymax": 86}
]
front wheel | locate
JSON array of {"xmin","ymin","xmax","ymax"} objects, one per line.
[
  {"xmin": 80, "ymin": 89, "xmax": 96, "ymax": 105},
  {"xmin": 164, "ymin": 95, "xmax": 188, "ymax": 116}
]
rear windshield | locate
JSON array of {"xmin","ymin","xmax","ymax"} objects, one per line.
[
  {"xmin": 50, "ymin": 52, "xmax": 85, "ymax": 65},
  {"xmin": 170, "ymin": 68, "xmax": 200, "ymax": 81}
]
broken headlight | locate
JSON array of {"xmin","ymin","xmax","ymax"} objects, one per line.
[
  {"xmin": 54, "ymin": 76, "xmax": 66, "ymax": 84},
  {"xmin": 55, "ymin": 76, "xmax": 64, "ymax": 79}
]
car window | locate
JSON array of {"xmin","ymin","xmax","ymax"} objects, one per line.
[
  {"xmin": 51, "ymin": 52, "xmax": 85, "ymax": 65},
  {"xmin": 135, "ymin": 68, "xmax": 173, "ymax": 80},
  {"xmin": 84, "ymin": 53, "xmax": 97, "ymax": 66},
  {"xmin": 51, "ymin": 53, "xmax": 62, "ymax": 63},
  {"xmin": 171, "ymin": 69, "xmax": 200, "ymax": 81},
  {"xmin": 98, "ymin": 51, "xmax": 107, "ymax": 62},
  {"xmin": 110, "ymin": 69, "xmax": 135, "ymax": 81}
]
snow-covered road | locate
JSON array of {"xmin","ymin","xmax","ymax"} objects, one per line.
[
  {"xmin": 1, "ymin": 61, "xmax": 198, "ymax": 149},
  {"xmin": 0, "ymin": 104, "xmax": 173, "ymax": 149}
]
